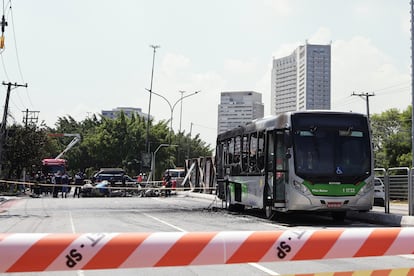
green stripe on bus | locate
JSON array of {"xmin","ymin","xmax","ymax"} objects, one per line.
[{"xmin": 303, "ymin": 181, "xmax": 365, "ymax": 196}]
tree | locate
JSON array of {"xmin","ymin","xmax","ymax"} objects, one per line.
[
  {"xmin": 1, "ymin": 112, "xmax": 213, "ymax": 180},
  {"xmin": 172, "ymin": 132, "xmax": 213, "ymax": 167},
  {"xmin": 2, "ymin": 125, "xmax": 50, "ymax": 179},
  {"xmin": 370, "ymin": 106, "xmax": 412, "ymax": 168}
]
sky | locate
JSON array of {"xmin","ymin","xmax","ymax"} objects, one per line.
[{"xmin": 0, "ymin": 0, "xmax": 411, "ymax": 149}]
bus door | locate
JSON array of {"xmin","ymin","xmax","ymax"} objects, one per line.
[
  {"xmin": 275, "ymin": 129, "xmax": 289, "ymax": 205},
  {"xmin": 266, "ymin": 129, "xmax": 288, "ymax": 207}
]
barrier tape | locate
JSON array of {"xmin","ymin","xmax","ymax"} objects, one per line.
[
  {"xmin": 1, "ymin": 228, "xmax": 414, "ymax": 272},
  {"xmin": 283, "ymin": 267, "xmax": 414, "ymax": 276},
  {"xmin": 0, "ymin": 180, "xmax": 215, "ymax": 192}
]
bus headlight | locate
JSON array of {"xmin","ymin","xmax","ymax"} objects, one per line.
[
  {"xmin": 293, "ymin": 180, "xmax": 311, "ymax": 195},
  {"xmin": 357, "ymin": 180, "xmax": 374, "ymax": 196}
]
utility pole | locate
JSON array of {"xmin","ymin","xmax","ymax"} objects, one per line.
[
  {"xmin": 0, "ymin": 82, "xmax": 28, "ymax": 172},
  {"xmin": 145, "ymin": 44, "xmax": 160, "ymax": 154},
  {"xmin": 410, "ymin": 0, "xmax": 414, "ymax": 215},
  {"xmin": 351, "ymin": 92, "xmax": 375, "ymax": 119},
  {"xmin": 179, "ymin": 90, "xmax": 185, "ymax": 132},
  {"xmin": 187, "ymin": 122, "xmax": 193, "ymax": 159}
]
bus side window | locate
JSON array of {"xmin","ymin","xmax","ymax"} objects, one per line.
[
  {"xmin": 228, "ymin": 138, "xmax": 234, "ymax": 164},
  {"xmin": 267, "ymin": 132, "xmax": 275, "ymax": 171},
  {"xmin": 249, "ymin": 133, "xmax": 258, "ymax": 172},
  {"xmin": 257, "ymin": 132, "xmax": 265, "ymax": 171},
  {"xmin": 231, "ymin": 136, "xmax": 242, "ymax": 175},
  {"xmin": 234, "ymin": 136, "xmax": 241, "ymax": 164},
  {"xmin": 216, "ymin": 142, "xmax": 226, "ymax": 178},
  {"xmin": 241, "ymin": 135, "xmax": 249, "ymax": 173}
]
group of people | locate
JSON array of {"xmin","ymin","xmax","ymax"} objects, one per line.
[{"xmin": 50, "ymin": 170, "xmax": 85, "ymax": 198}]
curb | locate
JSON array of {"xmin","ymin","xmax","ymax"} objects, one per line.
[{"xmin": 183, "ymin": 192, "xmax": 414, "ymax": 227}]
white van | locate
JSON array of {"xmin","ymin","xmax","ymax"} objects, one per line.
[{"xmin": 163, "ymin": 168, "xmax": 186, "ymax": 187}]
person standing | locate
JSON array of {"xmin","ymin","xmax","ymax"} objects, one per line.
[
  {"xmin": 52, "ymin": 170, "xmax": 62, "ymax": 198},
  {"xmin": 73, "ymin": 171, "xmax": 84, "ymax": 198},
  {"xmin": 61, "ymin": 173, "xmax": 69, "ymax": 198},
  {"xmin": 164, "ymin": 171, "xmax": 172, "ymax": 197}
]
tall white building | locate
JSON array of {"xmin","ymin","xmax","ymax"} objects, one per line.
[
  {"xmin": 271, "ymin": 43, "xmax": 331, "ymax": 115},
  {"xmin": 101, "ymin": 107, "xmax": 150, "ymax": 120},
  {"xmin": 217, "ymin": 91, "xmax": 264, "ymax": 134}
]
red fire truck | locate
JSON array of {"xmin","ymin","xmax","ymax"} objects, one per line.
[{"xmin": 41, "ymin": 133, "xmax": 81, "ymax": 178}]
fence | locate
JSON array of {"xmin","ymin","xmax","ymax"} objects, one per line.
[
  {"xmin": 184, "ymin": 157, "xmax": 216, "ymax": 193},
  {"xmin": 374, "ymin": 167, "xmax": 414, "ymax": 215}
]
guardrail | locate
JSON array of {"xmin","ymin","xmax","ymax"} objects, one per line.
[{"xmin": 0, "ymin": 228, "xmax": 413, "ymax": 273}]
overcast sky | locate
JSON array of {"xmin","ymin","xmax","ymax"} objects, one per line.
[{"xmin": 1, "ymin": 0, "xmax": 411, "ymax": 148}]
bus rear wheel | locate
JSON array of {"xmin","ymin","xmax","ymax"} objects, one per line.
[
  {"xmin": 264, "ymin": 205, "xmax": 273, "ymax": 219},
  {"xmin": 225, "ymin": 186, "xmax": 234, "ymax": 211},
  {"xmin": 263, "ymin": 185, "xmax": 273, "ymax": 219}
]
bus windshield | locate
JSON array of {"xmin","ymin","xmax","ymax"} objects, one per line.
[{"xmin": 292, "ymin": 114, "xmax": 371, "ymax": 184}]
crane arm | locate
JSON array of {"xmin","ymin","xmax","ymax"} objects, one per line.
[{"xmin": 48, "ymin": 133, "xmax": 81, "ymax": 159}]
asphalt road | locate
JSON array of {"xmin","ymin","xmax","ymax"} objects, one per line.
[{"xmin": 0, "ymin": 193, "xmax": 413, "ymax": 275}]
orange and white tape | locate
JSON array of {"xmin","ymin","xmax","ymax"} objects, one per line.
[
  {"xmin": 283, "ymin": 267, "xmax": 414, "ymax": 276},
  {"xmin": 0, "ymin": 228, "xmax": 413, "ymax": 272}
]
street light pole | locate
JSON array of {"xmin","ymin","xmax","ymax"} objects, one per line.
[
  {"xmin": 179, "ymin": 90, "xmax": 185, "ymax": 133},
  {"xmin": 146, "ymin": 44, "xmax": 160, "ymax": 154},
  {"xmin": 151, "ymin": 143, "xmax": 169, "ymax": 181},
  {"xmin": 145, "ymin": 89, "xmax": 200, "ymax": 144}
]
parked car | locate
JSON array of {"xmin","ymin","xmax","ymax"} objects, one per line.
[
  {"xmin": 374, "ymin": 177, "xmax": 385, "ymax": 207},
  {"xmin": 92, "ymin": 168, "xmax": 125, "ymax": 183}
]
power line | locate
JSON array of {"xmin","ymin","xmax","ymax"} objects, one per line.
[
  {"xmin": 9, "ymin": 1, "xmax": 32, "ymax": 108},
  {"xmin": 371, "ymin": 82, "xmax": 410, "ymax": 94},
  {"xmin": 9, "ymin": 3, "xmax": 25, "ymax": 84},
  {"xmin": 331, "ymin": 96, "xmax": 361, "ymax": 110},
  {"xmin": 351, "ymin": 92, "xmax": 375, "ymax": 118}
]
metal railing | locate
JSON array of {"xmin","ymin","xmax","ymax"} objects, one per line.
[{"xmin": 375, "ymin": 167, "xmax": 413, "ymax": 215}]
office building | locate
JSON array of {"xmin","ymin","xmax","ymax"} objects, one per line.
[
  {"xmin": 271, "ymin": 43, "xmax": 331, "ymax": 114},
  {"xmin": 217, "ymin": 91, "xmax": 264, "ymax": 134},
  {"xmin": 101, "ymin": 107, "xmax": 150, "ymax": 120}
]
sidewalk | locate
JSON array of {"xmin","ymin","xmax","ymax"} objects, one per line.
[{"xmin": 348, "ymin": 202, "xmax": 414, "ymax": 227}]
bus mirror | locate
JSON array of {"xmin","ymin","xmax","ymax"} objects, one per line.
[{"xmin": 284, "ymin": 131, "xmax": 292, "ymax": 148}]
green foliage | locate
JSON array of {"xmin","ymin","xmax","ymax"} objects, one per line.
[
  {"xmin": 370, "ymin": 106, "xmax": 412, "ymax": 168},
  {"xmin": 1, "ymin": 112, "xmax": 213, "ymax": 180},
  {"xmin": 3, "ymin": 125, "xmax": 50, "ymax": 179}
]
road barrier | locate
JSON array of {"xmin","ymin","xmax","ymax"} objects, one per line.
[
  {"xmin": 0, "ymin": 180, "xmax": 194, "ymax": 195},
  {"xmin": 0, "ymin": 228, "xmax": 414, "ymax": 273},
  {"xmin": 283, "ymin": 267, "xmax": 414, "ymax": 276}
]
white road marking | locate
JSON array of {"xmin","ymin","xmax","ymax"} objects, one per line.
[
  {"xmin": 69, "ymin": 211, "xmax": 76, "ymax": 234},
  {"xmin": 248, "ymin": 263, "xmax": 280, "ymax": 275},
  {"xmin": 69, "ymin": 211, "xmax": 85, "ymax": 276},
  {"xmin": 143, "ymin": 213, "xmax": 187, "ymax": 232}
]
